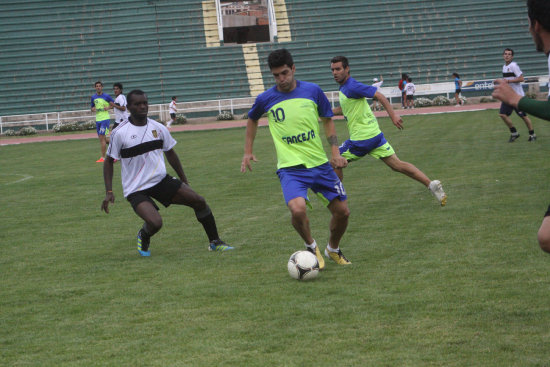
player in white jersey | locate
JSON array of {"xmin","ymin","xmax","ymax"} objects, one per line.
[
  {"xmin": 101, "ymin": 89, "xmax": 233, "ymax": 256},
  {"xmin": 498, "ymin": 48, "xmax": 536, "ymax": 142},
  {"xmin": 167, "ymin": 96, "xmax": 177, "ymax": 128},
  {"xmin": 371, "ymin": 76, "xmax": 384, "ymax": 111},
  {"xmin": 111, "ymin": 83, "xmax": 130, "ymax": 130}
]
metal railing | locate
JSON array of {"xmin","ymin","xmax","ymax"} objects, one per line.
[{"xmin": 1, "ymin": 77, "xmax": 547, "ymax": 134}]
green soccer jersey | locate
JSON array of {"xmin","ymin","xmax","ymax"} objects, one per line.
[
  {"xmin": 91, "ymin": 93, "xmax": 115, "ymax": 121},
  {"xmin": 248, "ymin": 81, "xmax": 334, "ymax": 169},
  {"xmin": 339, "ymin": 77, "xmax": 381, "ymax": 140}
]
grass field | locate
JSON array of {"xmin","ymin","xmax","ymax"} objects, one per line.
[{"xmin": 2, "ymin": 109, "xmax": 550, "ymax": 366}]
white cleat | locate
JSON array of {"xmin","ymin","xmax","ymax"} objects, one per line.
[{"xmin": 429, "ymin": 180, "xmax": 447, "ymax": 206}]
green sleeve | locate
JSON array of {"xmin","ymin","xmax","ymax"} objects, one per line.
[{"xmin": 518, "ymin": 96, "xmax": 550, "ymax": 121}]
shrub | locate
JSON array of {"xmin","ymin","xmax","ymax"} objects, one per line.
[
  {"xmin": 432, "ymin": 95, "xmax": 451, "ymax": 106},
  {"xmin": 414, "ymin": 98, "xmax": 432, "ymax": 108},
  {"xmin": 216, "ymin": 110, "xmax": 234, "ymax": 121},
  {"xmin": 241, "ymin": 112, "xmax": 249, "ymax": 120},
  {"xmin": 525, "ymin": 91, "xmax": 537, "ymax": 99},
  {"xmin": 175, "ymin": 114, "xmax": 187, "ymax": 125},
  {"xmin": 3, "ymin": 129, "xmax": 16, "ymax": 136},
  {"xmin": 53, "ymin": 121, "xmax": 85, "ymax": 133},
  {"xmin": 81, "ymin": 120, "xmax": 96, "ymax": 130},
  {"xmin": 18, "ymin": 126, "xmax": 38, "ymax": 136},
  {"xmin": 479, "ymin": 96, "xmax": 497, "ymax": 103},
  {"xmin": 459, "ymin": 96, "xmax": 467, "ymax": 105}
]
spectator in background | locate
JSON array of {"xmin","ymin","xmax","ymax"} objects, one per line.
[
  {"xmin": 492, "ymin": 0, "xmax": 550, "ymax": 252},
  {"xmin": 452, "ymin": 73, "xmax": 463, "ymax": 106},
  {"xmin": 167, "ymin": 96, "xmax": 177, "ymax": 128},
  {"xmin": 111, "ymin": 82, "xmax": 129, "ymax": 130},
  {"xmin": 398, "ymin": 73, "xmax": 408, "ymax": 108},
  {"xmin": 90, "ymin": 81, "xmax": 114, "ymax": 163},
  {"xmin": 404, "ymin": 77, "xmax": 416, "ymax": 109},
  {"xmin": 371, "ymin": 76, "xmax": 384, "ymax": 111},
  {"xmin": 497, "ymin": 48, "xmax": 536, "ymax": 142}
]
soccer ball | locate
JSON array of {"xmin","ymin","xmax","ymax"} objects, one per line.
[{"xmin": 287, "ymin": 250, "xmax": 320, "ymax": 280}]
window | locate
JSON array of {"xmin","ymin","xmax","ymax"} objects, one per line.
[{"xmin": 216, "ymin": 0, "xmax": 276, "ymax": 44}]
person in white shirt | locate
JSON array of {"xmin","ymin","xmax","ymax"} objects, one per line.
[
  {"xmin": 167, "ymin": 96, "xmax": 177, "ymax": 127},
  {"xmin": 101, "ymin": 89, "xmax": 233, "ymax": 256},
  {"xmin": 371, "ymin": 76, "xmax": 384, "ymax": 111},
  {"xmin": 111, "ymin": 82, "xmax": 130, "ymax": 130},
  {"xmin": 404, "ymin": 77, "xmax": 416, "ymax": 109},
  {"xmin": 498, "ymin": 48, "xmax": 535, "ymax": 142}
]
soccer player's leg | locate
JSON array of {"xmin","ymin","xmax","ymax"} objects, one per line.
[
  {"xmin": 310, "ymin": 164, "xmax": 351, "ymax": 265},
  {"xmin": 169, "ymin": 179, "xmax": 233, "ymax": 251},
  {"xmin": 130, "ymin": 195, "xmax": 163, "ymax": 256},
  {"xmin": 278, "ymin": 168, "xmax": 324, "ymax": 268},
  {"xmin": 499, "ymin": 103, "xmax": 519, "ymax": 142}
]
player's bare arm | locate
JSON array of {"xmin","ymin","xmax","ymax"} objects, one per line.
[
  {"xmin": 321, "ymin": 117, "xmax": 347, "ymax": 169},
  {"xmin": 374, "ymin": 91, "xmax": 404, "ymax": 130},
  {"xmin": 165, "ymin": 149, "xmax": 189, "ymax": 184},
  {"xmin": 492, "ymin": 79, "xmax": 522, "ymax": 108},
  {"xmin": 241, "ymin": 118, "xmax": 259, "ymax": 172},
  {"xmin": 101, "ymin": 156, "xmax": 115, "ymax": 213}
]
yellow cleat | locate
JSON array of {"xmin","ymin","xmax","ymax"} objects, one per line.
[
  {"xmin": 324, "ymin": 247, "xmax": 351, "ymax": 265},
  {"xmin": 307, "ymin": 246, "xmax": 325, "ymax": 270}
]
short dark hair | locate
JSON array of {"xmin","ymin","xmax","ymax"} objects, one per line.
[
  {"xmin": 452, "ymin": 72, "xmax": 460, "ymax": 78},
  {"xmin": 127, "ymin": 89, "xmax": 146, "ymax": 105},
  {"xmin": 172, "ymin": 96, "xmax": 177, "ymax": 100},
  {"xmin": 268, "ymin": 48, "xmax": 294, "ymax": 69},
  {"xmin": 113, "ymin": 82, "xmax": 123, "ymax": 90},
  {"xmin": 401, "ymin": 73, "xmax": 408, "ymax": 79},
  {"xmin": 503, "ymin": 48, "xmax": 514, "ymax": 56},
  {"xmin": 527, "ymin": 0, "xmax": 550, "ymax": 32},
  {"xmin": 407, "ymin": 77, "xmax": 412, "ymax": 82},
  {"xmin": 330, "ymin": 56, "xmax": 349, "ymax": 69},
  {"xmin": 94, "ymin": 81, "xmax": 103, "ymax": 87}
]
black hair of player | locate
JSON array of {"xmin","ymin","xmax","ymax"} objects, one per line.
[
  {"xmin": 452, "ymin": 72, "xmax": 460, "ymax": 78},
  {"xmin": 503, "ymin": 48, "xmax": 514, "ymax": 56},
  {"xmin": 268, "ymin": 49, "xmax": 294, "ymax": 70},
  {"xmin": 94, "ymin": 81, "xmax": 103, "ymax": 87},
  {"xmin": 330, "ymin": 56, "xmax": 349, "ymax": 69},
  {"xmin": 527, "ymin": 0, "xmax": 550, "ymax": 32},
  {"xmin": 172, "ymin": 96, "xmax": 177, "ymax": 100},
  {"xmin": 113, "ymin": 82, "xmax": 123, "ymax": 90}
]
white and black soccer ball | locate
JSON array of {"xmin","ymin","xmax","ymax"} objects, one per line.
[{"xmin": 287, "ymin": 250, "xmax": 320, "ymax": 280}]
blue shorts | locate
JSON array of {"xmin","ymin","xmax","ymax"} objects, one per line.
[
  {"xmin": 499, "ymin": 102, "xmax": 527, "ymax": 117},
  {"xmin": 96, "ymin": 119, "xmax": 111, "ymax": 136},
  {"xmin": 276, "ymin": 162, "xmax": 347, "ymax": 207},
  {"xmin": 339, "ymin": 132, "xmax": 395, "ymax": 161}
]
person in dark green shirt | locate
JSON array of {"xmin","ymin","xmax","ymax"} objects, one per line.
[{"xmin": 492, "ymin": 0, "xmax": 550, "ymax": 253}]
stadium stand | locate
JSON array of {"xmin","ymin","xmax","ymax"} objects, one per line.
[{"xmin": 0, "ymin": 0, "xmax": 546, "ymax": 118}]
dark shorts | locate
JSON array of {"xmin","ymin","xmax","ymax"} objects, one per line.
[
  {"xmin": 500, "ymin": 102, "xmax": 527, "ymax": 117},
  {"xmin": 407, "ymin": 95, "xmax": 414, "ymax": 101},
  {"xmin": 127, "ymin": 174, "xmax": 182, "ymax": 211},
  {"xmin": 170, "ymin": 113, "xmax": 176, "ymax": 119},
  {"xmin": 455, "ymin": 89, "xmax": 461, "ymax": 94},
  {"xmin": 545, "ymin": 205, "xmax": 550, "ymax": 217}
]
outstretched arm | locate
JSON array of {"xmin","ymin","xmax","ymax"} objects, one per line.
[
  {"xmin": 241, "ymin": 118, "xmax": 259, "ymax": 172},
  {"xmin": 165, "ymin": 149, "xmax": 189, "ymax": 184},
  {"xmin": 320, "ymin": 116, "xmax": 347, "ymax": 169},
  {"xmin": 374, "ymin": 91, "xmax": 403, "ymax": 130},
  {"xmin": 101, "ymin": 156, "xmax": 115, "ymax": 213}
]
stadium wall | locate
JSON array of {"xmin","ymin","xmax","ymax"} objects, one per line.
[{"xmin": 0, "ymin": 0, "xmax": 546, "ymax": 117}]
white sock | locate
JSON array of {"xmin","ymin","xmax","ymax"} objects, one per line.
[
  {"xmin": 304, "ymin": 239, "xmax": 317, "ymax": 249},
  {"xmin": 326, "ymin": 243, "xmax": 339, "ymax": 252}
]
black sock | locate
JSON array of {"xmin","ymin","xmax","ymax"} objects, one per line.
[
  {"xmin": 141, "ymin": 223, "xmax": 152, "ymax": 239},
  {"xmin": 510, "ymin": 127, "xmax": 517, "ymax": 134},
  {"xmin": 529, "ymin": 130, "xmax": 535, "ymax": 135},
  {"xmin": 195, "ymin": 206, "xmax": 219, "ymax": 242}
]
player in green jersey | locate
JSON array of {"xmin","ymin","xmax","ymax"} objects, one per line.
[
  {"xmin": 330, "ymin": 56, "xmax": 447, "ymax": 206},
  {"xmin": 241, "ymin": 49, "xmax": 351, "ymax": 266}
]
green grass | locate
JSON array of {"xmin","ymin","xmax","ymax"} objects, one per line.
[{"xmin": 2, "ymin": 109, "xmax": 550, "ymax": 366}]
